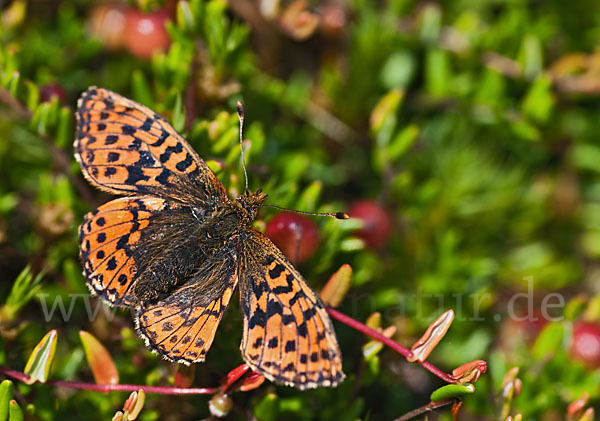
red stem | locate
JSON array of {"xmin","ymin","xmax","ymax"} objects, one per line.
[
  {"xmin": 0, "ymin": 308, "xmax": 456, "ymax": 394},
  {"xmin": 326, "ymin": 307, "xmax": 457, "ymax": 384},
  {"xmin": 0, "ymin": 365, "xmax": 218, "ymax": 395}
]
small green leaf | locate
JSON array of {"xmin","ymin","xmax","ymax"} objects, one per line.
[
  {"xmin": 8, "ymin": 400, "xmax": 22, "ymax": 421},
  {"xmin": 425, "ymin": 48, "xmax": 450, "ymax": 97},
  {"xmin": 176, "ymin": 1, "xmax": 196, "ymax": 32},
  {"xmin": 430, "ymin": 383, "xmax": 475, "ymax": 402},
  {"xmin": 23, "ymin": 80, "xmax": 39, "ymax": 110},
  {"xmin": 370, "ymin": 89, "xmax": 404, "ymax": 135},
  {"xmin": 381, "ymin": 51, "xmax": 416, "ymax": 89},
  {"xmin": 0, "ymin": 380, "xmax": 14, "ymax": 421},
  {"xmin": 80, "ymin": 331, "xmax": 119, "ymax": 385},
  {"xmin": 564, "ymin": 295, "xmax": 587, "ymax": 321},
  {"xmin": 206, "ymin": 160, "xmax": 223, "ymax": 174},
  {"xmin": 386, "ymin": 124, "xmax": 419, "ymax": 164},
  {"xmin": 5, "ymin": 72, "xmax": 20, "ymax": 98},
  {"xmin": 531, "ymin": 322, "xmax": 564, "ymax": 360},
  {"xmin": 55, "ymin": 106, "xmax": 73, "ymax": 148},
  {"xmin": 131, "ymin": 70, "xmax": 154, "ymax": 109},
  {"xmin": 23, "ymin": 329, "xmax": 57, "ymax": 385},
  {"xmin": 254, "ymin": 393, "xmax": 278, "ymax": 421},
  {"xmin": 522, "ymin": 75, "xmax": 555, "ymax": 124},
  {"xmin": 171, "ymin": 93, "xmax": 186, "ymax": 133},
  {"xmin": 518, "ymin": 34, "xmax": 543, "ymax": 79},
  {"xmin": 296, "ymin": 181, "xmax": 322, "ymax": 213},
  {"xmin": 2, "ymin": 266, "xmax": 43, "ymax": 321}
]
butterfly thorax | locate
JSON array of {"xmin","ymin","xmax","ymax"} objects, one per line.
[{"xmin": 235, "ymin": 189, "xmax": 268, "ymax": 222}]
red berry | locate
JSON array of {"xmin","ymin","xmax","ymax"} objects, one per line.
[
  {"xmin": 570, "ymin": 322, "xmax": 600, "ymax": 368},
  {"xmin": 348, "ymin": 200, "xmax": 392, "ymax": 249},
  {"xmin": 123, "ymin": 9, "xmax": 170, "ymax": 59},
  {"xmin": 265, "ymin": 212, "xmax": 320, "ymax": 263},
  {"xmin": 40, "ymin": 83, "xmax": 68, "ymax": 105}
]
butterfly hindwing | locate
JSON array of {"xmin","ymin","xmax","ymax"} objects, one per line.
[
  {"xmin": 238, "ymin": 228, "xmax": 345, "ymax": 389},
  {"xmin": 74, "ymin": 86, "xmax": 228, "ymax": 202},
  {"xmin": 135, "ymin": 253, "xmax": 238, "ymax": 363}
]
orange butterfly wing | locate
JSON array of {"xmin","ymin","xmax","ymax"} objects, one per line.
[
  {"xmin": 238, "ymin": 228, "xmax": 345, "ymax": 389},
  {"xmin": 79, "ymin": 196, "xmax": 171, "ymax": 306},
  {"xmin": 74, "ymin": 86, "xmax": 227, "ymax": 202},
  {"xmin": 135, "ymin": 253, "xmax": 238, "ymax": 363}
]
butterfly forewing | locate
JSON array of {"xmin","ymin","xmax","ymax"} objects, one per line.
[
  {"xmin": 80, "ymin": 196, "xmax": 171, "ymax": 306},
  {"xmin": 74, "ymin": 86, "xmax": 228, "ymax": 202},
  {"xmin": 238, "ymin": 228, "xmax": 345, "ymax": 389}
]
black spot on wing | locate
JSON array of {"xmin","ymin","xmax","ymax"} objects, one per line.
[
  {"xmin": 175, "ymin": 153, "xmax": 193, "ymax": 171},
  {"xmin": 122, "ymin": 125, "xmax": 136, "ymax": 136},
  {"xmin": 267, "ymin": 337, "xmax": 278, "ymax": 348},
  {"xmin": 125, "ymin": 165, "xmax": 150, "ymax": 185},
  {"xmin": 105, "ymin": 135, "xmax": 118, "ymax": 145},
  {"xmin": 140, "ymin": 117, "xmax": 154, "ymax": 131},
  {"xmin": 285, "ymin": 340, "xmax": 296, "ymax": 352},
  {"xmin": 266, "ymin": 299, "xmax": 283, "ymax": 317},
  {"xmin": 248, "ymin": 307, "xmax": 267, "ymax": 329},
  {"xmin": 269, "ymin": 264, "xmax": 285, "ymax": 279}
]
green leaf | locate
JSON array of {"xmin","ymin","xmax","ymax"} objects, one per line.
[
  {"xmin": 171, "ymin": 93, "xmax": 186, "ymax": 133},
  {"xmin": 518, "ymin": 34, "xmax": 543, "ymax": 79},
  {"xmin": 176, "ymin": 0, "xmax": 196, "ymax": 32},
  {"xmin": 131, "ymin": 70, "xmax": 154, "ymax": 109},
  {"xmin": 23, "ymin": 329, "xmax": 57, "ymax": 385},
  {"xmin": 5, "ymin": 72, "xmax": 20, "ymax": 98},
  {"xmin": 0, "ymin": 380, "xmax": 14, "ymax": 421},
  {"xmin": 254, "ymin": 393, "xmax": 279, "ymax": 421},
  {"xmin": 430, "ymin": 383, "xmax": 475, "ymax": 402},
  {"xmin": 370, "ymin": 88, "xmax": 404, "ymax": 135},
  {"xmin": 54, "ymin": 106, "xmax": 73, "ymax": 148},
  {"xmin": 296, "ymin": 181, "xmax": 322, "ymax": 213},
  {"xmin": 8, "ymin": 401, "xmax": 22, "ymax": 421},
  {"xmin": 425, "ymin": 48, "xmax": 450, "ymax": 97},
  {"xmin": 381, "ymin": 51, "xmax": 416, "ymax": 89},
  {"xmin": 531, "ymin": 322, "xmax": 564, "ymax": 360},
  {"xmin": 1, "ymin": 265, "xmax": 43, "ymax": 320},
  {"xmin": 522, "ymin": 75, "xmax": 555, "ymax": 124},
  {"xmin": 23, "ymin": 80, "xmax": 39, "ymax": 111}
]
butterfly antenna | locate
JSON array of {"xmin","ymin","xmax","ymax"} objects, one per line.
[
  {"xmin": 237, "ymin": 101, "xmax": 249, "ymax": 194},
  {"xmin": 263, "ymin": 204, "xmax": 349, "ymax": 220}
]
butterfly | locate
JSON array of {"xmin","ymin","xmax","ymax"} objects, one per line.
[{"xmin": 74, "ymin": 87, "xmax": 345, "ymax": 389}]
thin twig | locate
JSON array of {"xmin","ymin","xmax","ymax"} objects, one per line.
[
  {"xmin": 326, "ymin": 307, "xmax": 457, "ymax": 384},
  {"xmin": 392, "ymin": 398, "xmax": 458, "ymax": 421},
  {"xmin": 0, "ymin": 365, "xmax": 218, "ymax": 395}
]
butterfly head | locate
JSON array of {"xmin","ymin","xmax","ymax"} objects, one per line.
[{"xmin": 237, "ymin": 189, "xmax": 268, "ymax": 221}]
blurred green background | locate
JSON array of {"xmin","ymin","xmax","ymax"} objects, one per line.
[{"xmin": 1, "ymin": 0, "xmax": 600, "ymax": 419}]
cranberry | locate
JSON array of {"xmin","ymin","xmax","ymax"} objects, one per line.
[
  {"xmin": 40, "ymin": 83, "xmax": 68, "ymax": 105},
  {"xmin": 570, "ymin": 322, "xmax": 600, "ymax": 368},
  {"xmin": 123, "ymin": 9, "xmax": 171, "ymax": 59},
  {"xmin": 265, "ymin": 212, "xmax": 320, "ymax": 263},
  {"xmin": 348, "ymin": 200, "xmax": 392, "ymax": 249}
]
